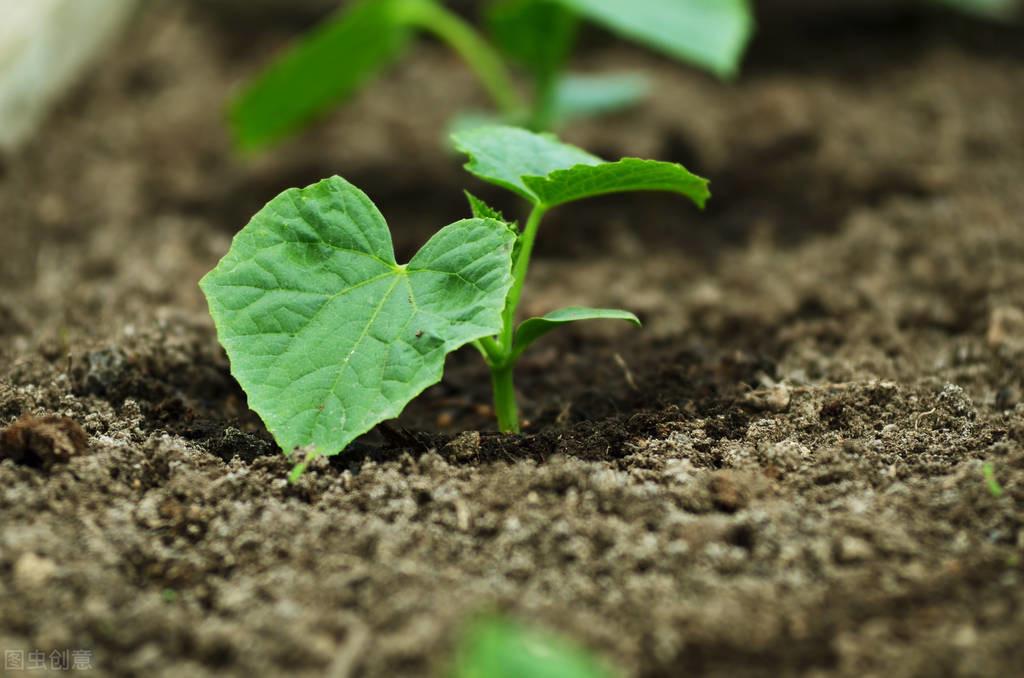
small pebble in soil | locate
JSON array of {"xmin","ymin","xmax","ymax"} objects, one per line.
[
  {"xmin": 13, "ymin": 552, "xmax": 58, "ymax": 590},
  {"xmin": 443, "ymin": 430, "xmax": 481, "ymax": 462},
  {"xmin": 743, "ymin": 383, "xmax": 792, "ymax": 413},
  {"xmin": 834, "ymin": 535, "xmax": 875, "ymax": 563},
  {"xmin": 0, "ymin": 414, "xmax": 89, "ymax": 469},
  {"xmin": 709, "ymin": 472, "xmax": 748, "ymax": 513}
]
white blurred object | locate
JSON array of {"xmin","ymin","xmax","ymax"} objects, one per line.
[{"xmin": 0, "ymin": 0, "xmax": 137, "ymax": 151}]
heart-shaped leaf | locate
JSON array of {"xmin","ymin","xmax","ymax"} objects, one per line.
[
  {"xmin": 512, "ymin": 307, "xmax": 640, "ymax": 359},
  {"xmin": 453, "ymin": 126, "xmax": 709, "ymax": 209},
  {"xmin": 200, "ymin": 177, "xmax": 515, "ymax": 458}
]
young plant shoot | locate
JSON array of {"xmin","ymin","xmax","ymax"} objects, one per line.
[
  {"xmin": 228, "ymin": 0, "xmax": 753, "ymax": 149},
  {"xmin": 201, "ymin": 127, "xmax": 708, "ymax": 476}
]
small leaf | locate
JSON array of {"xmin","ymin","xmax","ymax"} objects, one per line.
[
  {"xmin": 454, "ymin": 126, "xmax": 600, "ymax": 203},
  {"xmin": 229, "ymin": 0, "xmax": 412, "ymax": 151},
  {"xmin": 465, "ymin": 191, "xmax": 509, "ymax": 224},
  {"xmin": 201, "ymin": 177, "xmax": 515, "ymax": 458},
  {"xmin": 552, "ymin": 0, "xmax": 753, "ymax": 78},
  {"xmin": 512, "ymin": 307, "xmax": 640, "ymax": 358},
  {"xmin": 526, "ymin": 158, "xmax": 708, "ymax": 209},
  {"xmin": 453, "ymin": 126, "xmax": 709, "ymax": 209},
  {"xmin": 549, "ymin": 72, "xmax": 650, "ymax": 124},
  {"xmin": 453, "ymin": 617, "xmax": 617, "ymax": 678},
  {"xmin": 465, "ymin": 190, "xmax": 522, "ymax": 263}
]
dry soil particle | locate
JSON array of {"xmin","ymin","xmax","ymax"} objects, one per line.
[
  {"xmin": 0, "ymin": 414, "xmax": 89, "ymax": 469},
  {"xmin": 1, "ymin": 3, "xmax": 1023, "ymax": 677}
]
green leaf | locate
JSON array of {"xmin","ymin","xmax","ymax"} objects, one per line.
[
  {"xmin": 552, "ymin": 0, "xmax": 753, "ymax": 78},
  {"xmin": 453, "ymin": 126, "xmax": 709, "ymax": 209},
  {"xmin": 512, "ymin": 307, "xmax": 640, "ymax": 358},
  {"xmin": 454, "ymin": 125, "xmax": 599, "ymax": 202},
  {"xmin": 549, "ymin": 72, "xmax": 650, "ymax": 124},
  {"xmin": 200, "ymin": 177, "xmax": 515, "ymax": 458},
  {"xmin": 465, "ymin": 191, "xmax": 510, "ymax": 224},
  {"xmin": 229, "ymin": 0, "xmax": 412, "ymax": 151},
  {"xmin": 452, "ymin": 618, "xmax": 617, "ymax": 678},
  {"xmin": 525, "ymin": 158, "xmax": 709, "ymax": 209},
  {"xmin": 465, "ymin": 190, "xmax": 523, "ymax": 264},
  {"xmin": 487, "ymin": 0, "xmax": 578, "ymax": 88}
]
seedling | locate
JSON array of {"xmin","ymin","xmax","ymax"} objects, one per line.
[
  {"xmin": 228, "ymin": 0, "xmax": 753, "ymax": 149},
  {"xmin": 201, "ymin": 127, "xmax": 708, "ymax": 475}
]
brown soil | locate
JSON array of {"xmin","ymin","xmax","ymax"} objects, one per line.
[{"xmin": 2, "ymin": 3, "xmax": 1023, "ymax": 677}]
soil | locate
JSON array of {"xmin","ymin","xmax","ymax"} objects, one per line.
[{"xmin": 2, "ymin": 3, "xmax": 1024, "ymax": 677}]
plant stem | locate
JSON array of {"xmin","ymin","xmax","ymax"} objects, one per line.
[
  {"xmin": 397, "ymin": 0, "xmax": 525, "ymax": 119},
  {"xmin": 501, "ymin": 205, "xmax": 547, "ymax": 351},
  {"xmin": 489, "ymin": 363, "xmax": 519, "ymax": 433},
  {"xmin": 481, "ymin": 205, "xmax": 548, "ymax": 434},
  {"xmin": 472, "ymin": 336, "xmax": 504, "ymax": 364}
]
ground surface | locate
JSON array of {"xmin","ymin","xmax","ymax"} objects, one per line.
[{"xmin": 1, "ymin": 4, "xmax": 1023, "ymax": 677}]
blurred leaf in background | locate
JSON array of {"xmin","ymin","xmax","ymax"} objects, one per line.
[
  {"xmin": 553, "ymin": 0, "xmax": 753, "ymax": 78},
  {"xmin": 548, "ymin": 72, "xmax": 650, "ymax": 125},
  {"xmin": 937, "ymin": 0, "xmax": 1020, "ymax": 18},
  {"xmin": 451, "ymin": 617, "xmax": 617, "ymax": 678},
  {"xmin": 488, "ymin": 0, "xmax": 578, "ymax": 89},
  {"xmin": 487, "ymin": 0, "xmax": 578, "ymax": 127},
  {"xmin": 228, "ymin": 0, "xmax": 755, "ymax": 151},
  {"xmin": 229, "ymin": 0, "xmax": 412, "ymax": 150}
]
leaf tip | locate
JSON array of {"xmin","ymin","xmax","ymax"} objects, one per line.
[{"xmin": 695, "ymin": 180, "xmax": 711, "ymax": 210}]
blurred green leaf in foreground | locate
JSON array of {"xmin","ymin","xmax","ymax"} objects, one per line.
[{"xmin": 451, "ymin": 617, "xmax": 618, "ymax": 678}]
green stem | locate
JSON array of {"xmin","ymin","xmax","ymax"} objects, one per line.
[
  {"xmin": 501, "ymin": 205, "xmax": 547, "ymax": 351},
  {"xmin": 490, "ymin": 363, "xmax": 519, "ymax": 433},
  {"xmin": 479, "ymin": 205, "xmax": 548, "ymax": 434},
  {"xmin": 473, "ymin": 336, "xmax": 504, "ymax": 364},
  {"xmin": 396, "ymin": 0, "xmax": 525, "ymax": 119}
]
